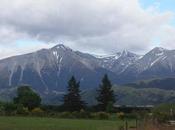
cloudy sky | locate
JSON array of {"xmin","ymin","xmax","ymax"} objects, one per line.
[{"xmin": 0, "ymin": 0, "xmax": 175, "ymax": 58}]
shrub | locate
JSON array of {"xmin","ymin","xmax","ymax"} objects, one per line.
[
  {"xmin": 79, "ymin": 109, "xmax": 91, "ymax": 118},
  {"xmin": 4, "ymin": 103, "xmax": 17, "ymax": 115},
  {"xmin": 47, "ymin": 112, "xmax": 59, "ymax": 117},
  {"xmin": 0, "ymin": 103, "xmax": 5, "ymax": 115},
  {"xmin": 59, "ymin": 110, "xmax": 92, "ymax": 119},
  {"xmin": 94, "ymin": 112, "xmax": 110, "ymax": 120},
  {"xmin": 16, "ymin": 104, "xmax": 29, "ymax": 115},
  {"xmin": 152, "ymin": 104, "xmax": 175, "ymax": 122},
  {"xmin": 72, "ymin": 111, "xmax": 80, "ymax": 118},
  {"xmin": 125, "ymin": 113, "xmax": 138, "ymax": 119},
  {"xmin": 106, "ymin": 102, "xmax": 114, "ymax": 113},
  {"xmin": 59, "ymin": 112, "xmax": 73, "ymax": 118},
  {"xmin": 31, "ymin": 108, "xmax": 44, "ymax": 116},
  {"xmin": 117, "ymin": 112, "xmax": 125, "ymax": 120}
]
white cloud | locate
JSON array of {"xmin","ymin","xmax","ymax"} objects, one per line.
[{"xmin": 0, "ymin": 0, "xmax": 174, "ymax": 57}]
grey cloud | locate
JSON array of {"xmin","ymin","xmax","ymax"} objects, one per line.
[{"xmin": 0, "ymin": 0, "xmax": 174, "ymax": 54}]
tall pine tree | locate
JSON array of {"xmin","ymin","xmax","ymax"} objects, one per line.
[
  {"xmin": 96, "ymin": 74, "xmax": 115, "ymax": 111},
  {"xmin": 63, "ymin": 76, "xmax": 85, "ymax": 112}
]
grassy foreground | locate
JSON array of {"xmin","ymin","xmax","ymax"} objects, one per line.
[{"xmin": 0, "ymin": 116, "xmax": 135, "ymax": 130}]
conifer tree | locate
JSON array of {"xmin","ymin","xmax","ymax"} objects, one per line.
[
  {"xmin": 63, "ymin": 76, "xmax": 85, "ymax": 112},
  {"xmin": 96, "ymin": 74, "xmax": 115, "ymax": 111}
]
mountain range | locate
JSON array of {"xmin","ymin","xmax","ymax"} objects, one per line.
[{"xmin": 0, "ymin": 44, "xmax": 175, "ymax": 105}]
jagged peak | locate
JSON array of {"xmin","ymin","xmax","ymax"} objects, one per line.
[
  {"xmin": 148, "ymin": 47, "xmax": 168, "ymax": 56},
  {"xmin": 151, "ymin": 47, "xmax": 167, "ymax": 52},
  {"xmin": 51, "ymin": 44, "xmax": 72, "ymax": 51},
  {"xmin": 93, "ymin": 50, "xmax": 139, "ymax": 59},
  {"xmin": 121, "ymin": 49, "xmax": 129, "ymax": 56},
  {"xmin": 120, "ymin": 49, "xmax": 139, "ymax": 57}
]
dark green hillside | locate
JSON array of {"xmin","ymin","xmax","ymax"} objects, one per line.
[
  {"xmin": 1, "ymin": 82, "xmax": 175, "ymax": 106},
  {"xmin": 113, "ymin": 86, "xmax": 175, "ymax": 105},
  {"xmin": 82, "ymin": 86, "xmax": 175, "ymax": 106},
  {"xmin": 125, "ymin": 77, "xmax": 175, "ymax": 90}
]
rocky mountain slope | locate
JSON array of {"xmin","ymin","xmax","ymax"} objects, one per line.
[
  {"xmin": 119, "ymin": 47, "xmax": 175, "ymax": 83},
  {"xmin": 0, "ymin": 44, "xmax": 175, "ymax": 105}
]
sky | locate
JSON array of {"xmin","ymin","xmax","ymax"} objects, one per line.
[{"xmin": 0, "ymin": 0, "xmax": 175, "ymax": 58}]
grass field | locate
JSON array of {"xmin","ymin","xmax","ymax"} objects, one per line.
[{"xmin": 0, "ymin": 116, "xmax": 136, "ymax": 130}]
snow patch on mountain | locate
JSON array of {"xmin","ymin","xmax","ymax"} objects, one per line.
[
  {"xmin": 150, "ymin": 56, "xmax": 164, "ymax": 67},
  {"xmin": 53, "ymin": 51, "xmax": 59, "ymax": 59},
  {"xmin": 92, "ymin": 53, "xmax": 121, "ymax": 59}
]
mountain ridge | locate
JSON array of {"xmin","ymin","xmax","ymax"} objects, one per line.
[
  {"xmin": 0, "ymin": 44, "xmax": 175, "ymax": 90},
  {"xmin": 0, "ymin": 44, "xmax": 174, "ymax": 105}
]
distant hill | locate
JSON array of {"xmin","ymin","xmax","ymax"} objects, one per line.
[
  {"xmin": 38, "ymin": 85, "xmax": 175, "ymax": 106},
  {"xmin": 82, "ymin": 86, "xmax": 175, "ymax": 106},
  {"xmin": 1, "ymin": 80, "xmax": 175, "ymax": 106},
  {"xmin": 124, "ymin": 77, "xmax": 175, "ymax": 90},
  {"xmin": 112, "ymin": 86, "xmax": 175, "ymax": 105}
]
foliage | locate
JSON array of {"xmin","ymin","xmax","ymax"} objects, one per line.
[
  {"xmin": 4, "ymin": 103, "xmax": 17, "ymax": 115},
  {"xmin": 0, "ymin": 102, "xmax": 5, "ymax": 115},
  {"xmin": 117, "ymin": 112, "xmax": 138, "ymax": 120},
  {"xmin": 106, "ymin": 101, "xmax": 114, "ymax": 113},
  {"xmin": 16, "ymin": 104, "xmax": 29, "ymax": 115},
  {"xmin": 93, "ymin": 112, "xmax": 110, "ymax": 120},
  {"xmin": 117, "ymin": 112, "xmax": 125, "ymax": 120},
  {"xmin": 126, "ymin": 77, "xmax": 175, "ymax": 90},
  {"xmin": 79, "ymin": 109, "xmax": 91, "ymax": 118},
  {"xmin": 59, "ymin": 112, "xmax": 73, "ymax": 118},
  {"xmin": 63, "ymin": 76, "xmax": 86, "ymax": 112},
  {"xmin": 31, "ymin": 108, "xmax": 44, "ymax": 116},
  {"xmin": 59, "ymin": 110, "xmax": 91, "ymax": 119},
  {"xmin": 14, "ymin": 86, "xmax": 41, "ymax": 110},
  {"xmin": 112, "ymin": 85, "xmax": 175, "ymax": 105},
  {"xmin": 152, "ymin": 104, "xmax": 175, "ymax": 122},
  {"xmin": 96, "ymin": 74, "xmax": 115, "ymax": 111},
  {"xmin": 124, "ymin": 113, "xmax": 138, "ymax": 119}
]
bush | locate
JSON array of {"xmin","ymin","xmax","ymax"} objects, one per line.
[
  {"xmin": 152, "ymin": 104, "xmax": 175, "ymax": 122},
  {"xmin": 106, "ymin": 102, "xmax": 114, "ymax": 113},
  {"xmin": 59, "ymin": 110, "xmax": 92, "ymax": 119},
  {"xmin": 71, "ymin": 111, "xmax": 80, "ymax": 118},
  {"xmin": 58, "ymin": 111, "xmax": 111, "ymax": 119},
  {"xmin": 117, "ymin": 112, "xmax": 125, "ymax": 120},
  {"xmin": 31, "ymin": 108, "xmax": 44, "ymax": 116},
  {"xmin": 124, "ymin": 113, "xmax": 138, "ymax": 119},
  {"xmin": 46, "ymin": 112, "xmax": 59, "ymax": 117},
  {"xmin": 79, "ymin": 109, "xmax": 91, "ymax": 118},
  {"xmin": 94, "ymin": 112, "xmax": 110, "ymax": 120},
  {"xmin": 16, "ymin": 104, "xmax": 29, "ymax": 115},
  {"xmin": 0, "ymin": 103, "xmax": 5, "ymax": 115},
  {"xmin": 4, "ymin": 103, "xmax": 17, "ymax": 115},
  {"xmin": 59, "ymin": 112, "xmax": 73, "ymax": 118}
]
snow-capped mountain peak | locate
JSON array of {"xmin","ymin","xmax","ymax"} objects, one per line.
[
  {"xmin": 51, "ymin": 44, "xmax": 72, "ymax": 51},
  {"xmin": 150, "ymin": 47, "xmax": 167, "ymax": 55},
  {"xmin": 0, "ymin": 44, "xmax": 175, "ymax": 95},
  {"xmin": 121, "ymin": 49, "xmax": 129, "ymax": 56}
]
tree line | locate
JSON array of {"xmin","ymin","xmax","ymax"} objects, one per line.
[{"xmin": 13, "ymin": 74, "xmax": 116, "ymax": 112}]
